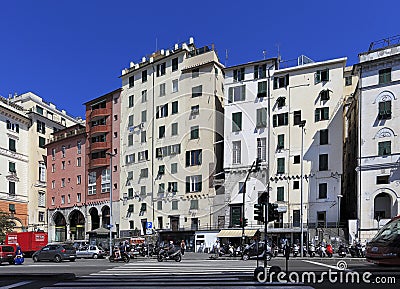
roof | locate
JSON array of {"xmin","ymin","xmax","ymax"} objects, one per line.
[
  {"xmin": 83, "ymin": 88, "xmax": 122, "ymax": 106},
  {"xmin": 216, "ymin": 229, "xmax": 258, "ymax": 238},
  {"xmin": 86, "ymin": 227, "xmax": 110, "ymax": 235}
]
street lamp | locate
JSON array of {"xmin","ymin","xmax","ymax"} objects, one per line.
[
  {"xmin": 337, "ymin": 194, "xmax": 343, "ymax": 235},
  {"xmin": 106, "ymin": 152, "xmax": 117, "ymax": 256},
  {"xmin": 298, "ymin": 120, "xmax": 306, "ymax": 257}
]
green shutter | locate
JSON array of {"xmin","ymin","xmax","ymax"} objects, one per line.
[
  {"xmin": 284, "ymin": 113, "xmax": 288, "ymax": 125},
  {"xmin": 186, "ymin": 151, "xmax": 190, "ymax": 166},
  {"xmin": 273, "ymin": 115, "xmax": 277, "ymax": 127},
  {"xmin": 285, "ymin": 74, "xmax": 289, "ymax": 86},
  {"xmin": 385, "ymin": 101, "xmax": 392, "ymax": 116},
  {"xmin": 277, "ymin": 158, "xmax": 285, "ymax": 174},
  {"xmin": 315, "ymin": 109, "xmax": 320, "ymax": 122},
  {"xmin": 228, "ymin": 87, "xmax": 233, "ymax": 103},
  {"xmin": 278, "ymin": 134, "xmax": 284, "ymax": 149},
  {"xmin": 186, "ymin": 176, "xmax": 190, "ymax": 192},
  {"xmin": 233, "ymin": 70, "xmax": 237, "ymax": 81},
  {"xmin": 254, "ymin": 66, "xmax": 258, "ymax": 79},
  {"xmin": 323, "ymin": 107, "xmax": 329, "ymax": 120},
  {"xmin": 241, "ymin": 85, "xmax": 246, "ymax": 101},
  {"xmin": 277, "ymin": 187, "xmax": 284, "ymax": 201},
  {"xmin": 198, "ymin": 178, "xmax": 202, "ymax": 192},
  {"xmin": 273, "ymin": 78, "xmax": 278, "ymax": 89},
  {"xmin": 315, "ymin": 71, "xmax": 321, "ymax": 84}
]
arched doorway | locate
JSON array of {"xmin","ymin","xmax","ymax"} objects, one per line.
[
  {"xmin": 101, "ymin": 206, "xmax": 110, "ymax": 229},
  {"xmin": 69, "ymin": 210, "xmax": 85, "ymax": 240},
  {"xmin": 374, "ymin": 192, "xmax": 392, "ymax": 220},
  {"xmin": 53, "ymin": 212, "xmax": 67, "ymax": 242},
  {"xmin": 89, "ymin": 207, "xmax": 100, "ymax": 230}
]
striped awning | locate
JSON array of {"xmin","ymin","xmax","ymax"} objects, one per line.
[{"xmin": 216, "ymin": 229, "xmax": 258, "ymax": 238}]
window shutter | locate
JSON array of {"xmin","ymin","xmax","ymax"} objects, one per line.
[
  {"xmin": 228, "ymin": 87, "xmax": 233, "ymax": 103},
  {"xmin": 323, "ymin": 107, "xmax": 329, "ymax": 120},
  {"xmin": 186, "ymin": 151, "xmax": 190, "ymax": 167},
  {"xmin": 273, "ymin": 115, "xmax": 277, "ymax": 127},
  {"xmin": 284, "ymin": 113, "xmax": 288, "ymax": 125},
  {"xmin": 385, "ymin": 101, "xmax": 392, "ymax": 116},
  {"xmin": 186, "ymin": 176, "xmax": 190, "ymax": 192},
  {"xmin": 233, "ymin": 70, "xmax": 237, "ymax": 81},
  {"xmin": 254, "ymin": 66, "xmax": 258, "ymax": 79},
  {"xmin": 273, "ymin": 78, "xmax": 278, "ymax": 89},
  {"xmin": 241, "ymin": 85, "xmax": 246, "ymax": 101},
  {"xmin": 315, "ymin": 109, "xmax": 320, "ymax": 122},
  {"xmin": 315, "ymin": 71, "xmax": 321, "ymax": 84},
  {"xmin": 285, "ymin": 74, "xmax": 289, "ymax": 87},
  {"xmin": 198, "ymin": 151, "xmax": 202, "ymax": 165},
  {"xmin": 198, "ymin": 178, "xmax": 202, "ymax": 192}
]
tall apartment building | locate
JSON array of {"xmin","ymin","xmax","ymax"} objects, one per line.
[
  {"xmin": 46, "ymin": 124, "xmax": 86, "ymax": 242},
  {"xmin": 348, "ymin": 37, "xmax": 400, "ymax": 241},
  {"xmin": 84, "ymin": 89, "xmax": 121, "ymax": 238},
  {"xmin": 0, "ymin": 97, "xmax": 30, "ymax": 230},
  {"xmin": 119, "ymin": 38, "xmax": 224, "ymax": 248},
  {"xmin": 11, "ymin": 92, "xmax": 82, "ymax": 231}
]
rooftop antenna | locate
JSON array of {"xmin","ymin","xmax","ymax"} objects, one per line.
[
  {"xmin": 225, "ymin": 49, "xmax": 228, "ymax": 67},
  {"xmin": 262, "ymin": 50, "xmax": 267, "ymax": 60},
  {"xmin": 155, "ymin": 37, "xmax": 158, "ymax": 52},
  {"xmin": 277, "ymin": 43, "xmax": 281, "ymax": 62}
]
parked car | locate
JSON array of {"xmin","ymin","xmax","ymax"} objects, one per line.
[
  {"xmin": 242, "ymin": 242, "xmax": 272, "ymax": 261},
  {"xmin": 76, "ymin": 245, "xmax": 105, "ymax": 259},
  {"xmin": 32, "ymin": 244, "xmax": 76, "ymax": 263},
  {"xmin": 0, "ymin": 245, "xmax": 16, "ymax": 265}
]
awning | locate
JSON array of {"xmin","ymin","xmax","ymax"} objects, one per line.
[{"xmin": 216, "ymin": 229, "xmax": 258, "ymax": 238}]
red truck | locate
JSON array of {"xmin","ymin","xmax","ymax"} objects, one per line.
[{"xmin": 5, "ymin": 232, "xmax": 48, "ymax": 257}]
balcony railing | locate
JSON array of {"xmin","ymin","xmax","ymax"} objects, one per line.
[
  {"xmin": 89, "ymin": 158, "xmax": 108, "ymax": 168},
  {"xmin": 90, "ymin": 125, "xmax": 109, "ymax": 134},
  {"xmin": 48, "ymin": 128, "xmax": 86, "ymax": 143},
  {"xmin": 90, "ymin": 141, "xmax": 110, "ymax": 152},
  {"xmin": 90, "ymin": 108, "xmax": 111, "ymax": 118}
]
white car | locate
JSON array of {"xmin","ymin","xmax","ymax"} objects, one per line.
[{"xmin": 76, "ymin": 245, "xmax": 105, "ymax": 259}]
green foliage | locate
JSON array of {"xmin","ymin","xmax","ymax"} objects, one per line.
[{"xmin": 0, "ymin": 210, "xmax": 15, "ymax": 243}]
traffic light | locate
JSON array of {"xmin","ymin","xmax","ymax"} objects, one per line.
[
  {"xmin": 254, "ymin": 204, "xmax": 264, "ymax": 222},
  {"xmin": 267, "ymin": 203, "xmax": 280, "ymax": 222},
  {"xmin": 253, "ymin": 157, "xmax": 262, "ymax": 172},
  {"xmin": 243, "ymin": 218, "xmax": 248, "ymax": 227}
]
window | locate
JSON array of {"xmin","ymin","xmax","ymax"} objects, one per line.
[
  {"xmin": 186, "ymin": 175, "xmax": 202, "ymax": 193},
  {"xmin": 9, "ymin": 138, "xmax": 16, "ymax": 152},
  {"xmin": 128, "ymin": 95, "xmax": 134, "ymax": 108},
  {"xmin": 39, "ymin": 162, "xmax": 46, "ymax": 182},
  {"xmin": 51, "ymin": 180, "xmax": 55, "ymax": 189},
  {"xmin": 129, "ymin": 76, "xmax": 134, "ymax": 88},
  {"xmin": 9, "ymin": 162, "xmax": 16, "ymax": 173},
  {"xmin": 101, "ymin": 169, "xmax": 110, "ymax": 193},
  {"xmin": 67, "ymin": 194, "xmax": 71, "ymax": 203},
  {"xmin": 38, "ymin": 212, "xmax": 45, "ymax": 222},
  {"xmin": 172, "ymin": 200, "xmax": 178, "ymax": 210},
  {"xmin": 293, "ymin": 110, "xmax": 302, "ymax": 125},
  {"xmin": 159, "ymin": 126, "xmax": 165, "ymax": 139},
  {"xmin": 232, "ymin": 141, "xmax": 241, "ymax": 164},
  {"xmin": 158, "ymin": 165, "xmax": 165, "ymax": 175},
  {"xmin": 272, "ymin": 113, "xmax": 288, "ymax": 127},
  {"xmin": 157, "ymin": 201, "xmax": 163, "ymax": 210},
  {"xmin": 38, "ymin": 191, "xmax": 45, "ymax": 207},
  {"xmin": 238, "ymin": 182, "xmax": 245, "ymax": 194},
  {"xmin": 318, "ymin": 183, "xmax": 327, "ymax": 199},
  {"xmin": 376, "ymin": 175, "xmax": 390, "ymax": 184},
  {"xmin": 140, "ymin": 186, "xmax": 146, "ymax": 196},
  {"xmin": 257, "ymin": 138, "xmax": 266, "ymax": 161},
  {"xmin": 141, "ymin": 90, "xmax": 147, "ymax": 103},
  {"xmin": 140, "ymin": 168, "xmax": 148, "ymax": 178},
  {"xmin": 319, "ymin": 154, "xmax": 329, "ymax": 171},
  {"xmin": 254, "ymin": 64, "xmax": 267, "ymax": 79},
  {"xmin": 171, "ymin": 101, "xmax": 178, "ymax": 114},
  {"xmin": 77, "ymin": 193, "xmax": 81, "ymax": 203},
  {"xmin": 277, "ymin": 187, "xmax": 284, "ymax": 202},
  {"xmin": 61, "ymin": 178, "xmax": 65, "ymax": 187},
  {"xmin": 142, "ymin": 70, "xmax": 147, "ymax": 82},
  {"xmin": 293, "ymin": 180, "xmax": 299, "ymax": 189},
  {"xmin": 320, "ymin": 89, "xmax": 330, "ymax": 101},
  {"xmin": 233, "ymin": 68, "xmax": 245, "ymax": 81},
  {"xmin": 77, "ymin": 157, "xmax": 82, "ymax": 167},
  {"xmin": 140, "ymin": 203, "xmax": 147, "ymax": 212},
  {"xmin": 172, "ymin": 79, "xmax": 178, "ymax": 93},
  {"xmin": 128, "ymin": 115, "xmax": 134, "ymax": 127},
  {"xmin": 51, "ymin": 164, "xmax": 55, "ymax": 172},
  {"xmin": 257, "ymin": 81, "xmax": 267, "ymax": 98},
  {"xmin": 51, "ymin": 197, "xmax": 55, "ymax": 205},
  {"xmin": 190, "ymin": 200, "xmax": 199, "ymax": 210},
  {"xmin": 128, "ymin": 134, "xmax": 134, "ymax": 146},
  {"xmin": 138, "ymin": 150, "xmax": 148, "ymax": 161},
  {"xmin": 379, "ymin": 68, "xmax": 391, "ymax": 84},
  {"xmin": 171, "ymin": 163, "xmax": 178, "ymax": 174},
  {"xmin": 320, "ymin": 129, "xmax": 329, "ymax": 145},
  {"xmin": 156, "ymin": 104, "xmax": 168, "ymax": 118},
  {"xmin": 62, "ymin": 145, "xmax": 66, "ymax": 157},
  {"xmin": 77, "ymin": 175, "xmax": 82, "ymax": 184},
  {"xmin": 277, "ymin": 134, "xmax": 284, "ymax": 149},
  {"xmin": 378, "ymin": 101, "xmax": 392, "ymax": 119},
  {"xmin": 378, "ymin": 141, "xmax": 391, "ymax": 156},
  {"xmin": 277, "ymin": 158, "xmax": 285, "ymax": 174},
  {"xmin": 52, "ymin": 148, "xmax": 56, "ymax": 160},
  {"xmin": 126, "ymin": 153, "xmax": 135, "ymax": 164},
  {"xmin": 159, "ymin": 83, "xmax": 166, "ymax": 96},
  {"xmin": 277, "ymin": 96, "xmax": 286, "ymax": 107},
  {"xmin": 190, "ymin": 126, "xmax": 199, "ymax": 139},
  {"xmin": 345, "ymin": 76, "xmax": 352, "ymax": 86},
  {"xmin": 192, "ymin": 68, "xmax": 199, "ymax": 78},
  {"xmin": 172, "ymin": 58, "xmax": 178, "ymax": 71},
  {"xmin": 77, "ymin": 141, "xmax": 81, "ymax": 154},
  {"xmin": 168, "ymin": 182, "xmax": 178, "ymax": 193},
  {"xmin": 192, "ymin": 85, "xmax": 202, "ymax": 97},
  {"xmin": 191, "ymin": 105, "xmax": 199, "ymax": 115},
  {"xmin": 232, "ymin": 112, "xmax": 242, "ymax": 132},
  {"xmin": 141, "ymin": 131, "xmax": 146, "ymax": 143},
  {"xmin": 186, "ymin": 149, "xmax": 202, "ymax": 166},
  {"xmin": 156, "ymin": 62, "xmax": 166, "ymax": 76},
  {"xmin": 256, "ymin": 108, "xmax": 267, "ymax": 128},
  {"xmin": 158, "ymin": 183, "xmax": 165, "ymax": 193},
  {"xmin": 273, "ymin": 74, "xmax": 289, "ymax": 89},
  {"xmin": 315, "ymin": 107, "xmax": 329, "ymax": 122},
  {"xmin": 39, "ymin": 137, "xmax": 46, "ymax": 148},
  {"xmin": 228, "ymin": 85, "xmax": 246, "ymax": 103},
  {"xmin": 171, "ymin": 123, "xmax": 178, "ymax": 136},
  {"xmin": 37, "ymin": 120, "xmax": 46, "ymax": 134},
  {"xmin": 88, "ymin": 172, "xmax": 96, "ymax": 195},
  {"xmin": 315, "ymin": 69, "xmax": 329, "ymax": 83},
  {"xmin": 9, "ymin": 181, "xmax": 15, "ymax": 196},
  {"xmin": 36, "ymin": 105, "xmax": 44, "ymax": 115}
]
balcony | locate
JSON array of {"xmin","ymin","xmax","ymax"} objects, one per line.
[
  {"xmin": 90, "ymin": 141, "xmax": 110, "ymax": 152},
  {"xmin": 89, "ymin": 125, "xmax": 109, "ymax": 135},
  {"xmin": 90, "ymin": 108, "xmax": 111, "ymax": 119},
  {"xmin": 89, "ymin": 158, "xmax": 108, "ymax": 168},
  {"xmin": 49, "ymin": 128, "xmax": 86, "ymax": 143}
]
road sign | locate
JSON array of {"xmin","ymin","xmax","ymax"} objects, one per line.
[
  {"xmin": 146, "ymin": 222, "xmax": 152, "ymax": 229},
  {"xmin": 145, "ymin": 228, "xmax": 152, "ymax": 235}
]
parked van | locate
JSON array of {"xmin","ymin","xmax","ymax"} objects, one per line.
[{"xmin": 0, "ymin": 245, "xmax": 16, "ymax": 265}]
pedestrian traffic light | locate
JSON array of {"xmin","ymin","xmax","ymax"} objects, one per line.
[
  {"xmin": 243, "ymin": 218, "xmax": 248, "ymax": 227},
  {"xmin": 254, "ymin": 204, "xmax": 264, "ymax": 222},
  {"xmin": 253, "ymin": 157, "xmax": 262, "ymax": 172},
  {"xmin": 267, "ymin": 203, "xmax": 280, "ymax": 222}
]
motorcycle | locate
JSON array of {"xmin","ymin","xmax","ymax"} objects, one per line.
[
  {"xmin": 337, "ymin": 245, "xmax": 348, "ymax": 257},
  {"xmin": 157, "ymin": 247, "xmax": 182, "ymax": 262},
  {"xmin": 292, "ymin": 244, "xmax": 299, "ymax": 257},
  {"xmin": 317, "ymin": 244, "xmax": 326, "ymax": 257},
  {"xmin": 349, "ymin": 242, "xmax": 365, "ymax": 258},
  {"xmin": 308, "ymin": 243, "xmax": 316, "ymax": 257},
  {"xmin": 109, "ymin": 250, "xmax": 130, "ymax": 263}
]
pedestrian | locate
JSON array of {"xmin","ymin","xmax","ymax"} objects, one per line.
[
  {"xmin": 15, "ymin": 243, "xmax": 24, "ymax": 265},
  {"xmin": 213, "ymin": 239, "xmax": 220, "ymax": 258},
  {"xmin": 180, "ymin": 240, "xmax": 186, "ymax": 256}
]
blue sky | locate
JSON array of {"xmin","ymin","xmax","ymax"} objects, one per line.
[{"xmin": 0, "ymin": 0, "xmax": 398, "ymax": 118}]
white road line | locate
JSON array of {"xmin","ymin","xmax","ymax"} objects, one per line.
[
  {"xmin": 1, "ymin": 281, "xmax": 34, "ymax": 289},
  {"xmin": 302, "ymin": 260, "xmax": 352, "ymax": 271}
]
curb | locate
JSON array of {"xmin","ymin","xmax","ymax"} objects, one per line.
[{"xmin": 0, "ymin": 273, "xmax": 76, "ymax": 280}]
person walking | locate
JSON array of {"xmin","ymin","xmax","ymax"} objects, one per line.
[
  {"xmin": 180, "ymin": 240, "xmax": 186, "ymax": 256},
  {"xmin": 14, "ymin": 243, "xmax": 24, "ymax": 264}
]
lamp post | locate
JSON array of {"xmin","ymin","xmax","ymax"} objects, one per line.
[
  {"xmin": 337, "ymin": 194, "xmax": 343, "ymax": 236},
  {"xmin": 106, "ymin": 152, "xmax": 116, "ymax": 256},
  {"xmin": 298, "ymin": 120, "xmax": 306, "ymax": 257}
]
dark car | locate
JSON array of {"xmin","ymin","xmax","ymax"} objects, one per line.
[
  {"xmin": 0, "ymin": 245, "xmax": 16, "ymax": 265},
  {"xmin": 242, "ymin": 242, "xmax": 272, "ymax": 261},
  {"xmin": 32, "ymin": 244, "xmax": 76, "ymax": 263}
]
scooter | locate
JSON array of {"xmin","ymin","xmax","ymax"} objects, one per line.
[
  {"xmin": 157, "ymin": 247, "xmax": 182, "ymax": 262},
  {"xmin": 109, "ymin": 251, "xmax": 130, "ymax": 263},
  {"xmin": 337, "ymin": 245, "xmax": 348, "ymax": 257},
  {"xmin": 308, "ymin": 244, "xmax": 316, "ymax": 257},
  {"xmin": 292, "ymin": 244, "xmax": 299, "ymax": 257},
  {"xmin": 317, "ymin": 244, "xmax": 326, "ymax": 257},
  {"xmin": 326, "ymin": 244, "xmax": 333, "ymax": 258}
]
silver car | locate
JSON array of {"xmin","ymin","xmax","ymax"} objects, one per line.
[{"xmin": 76, "ymin": 245, "xmax": 105, "ymax": 259}]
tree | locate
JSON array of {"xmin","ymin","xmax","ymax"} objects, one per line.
[{"xmin": 0, "ymin": 210, "xmax": 15, "ymax": 243}]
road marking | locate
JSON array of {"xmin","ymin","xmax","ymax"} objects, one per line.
[
  {"xmin": 302, "ymin": 260, "xmax": 352, "ymax": 271},
  {"xmin": 1, "ymin": 281, "xmax": 34, "ymax": 289}
]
